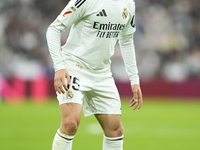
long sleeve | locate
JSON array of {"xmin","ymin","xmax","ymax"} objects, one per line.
[
  {"xmin": 119, "ymin": 34, "xmax": 139, "ymax": 85},
  {"xmin": 46, "ymin": 19, "xmax": 67, "ymax": 72},
  {"xmin": 46, "ymin": 0, "xmax": 91, "ymax": 72}
]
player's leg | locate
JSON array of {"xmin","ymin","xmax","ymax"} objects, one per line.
[
  {"xmin": 95, "ymin": 114, "xmax": 124, "ymax": 150},
  {"xmin": 59, "ymin": 103, "xmax": 82, "ymax": 135},
  {"xmin": 52, "ymin": 103, "xmax": 82, "ymax": 150},
  {"xmin": 82, "ymin": 71, "xmax": 123, "ymax": 149}
]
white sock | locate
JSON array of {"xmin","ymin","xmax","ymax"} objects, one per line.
[
  {"xmin": 52, "ymin": 129, "xmax": 74, "ymax": 150},
  {"xmin": 103, "ymin": 135, "xmax": 123, "ymax": 150}
]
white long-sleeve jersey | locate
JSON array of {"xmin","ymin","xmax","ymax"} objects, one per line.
[{"xmin": 46, "ymin": 0, "xmax": 139, "ymax": 85}]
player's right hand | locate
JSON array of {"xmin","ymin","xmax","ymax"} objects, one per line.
[{"xmin": 54, "ymin": 69, "xmax": 71, "ymax": 94}]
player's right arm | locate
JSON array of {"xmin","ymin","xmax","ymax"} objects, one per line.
[
  {"xmin": 46, "ymin": 19, "xmax": 70, "ymax": 94},
  {"xmin": 46, "ymin": 0, "xmax": 90, "ymax": 93}
]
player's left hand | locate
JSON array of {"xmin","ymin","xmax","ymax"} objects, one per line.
[{"xmin": 130, "ymin": 84, "xmax": 143, "ymax": 110}]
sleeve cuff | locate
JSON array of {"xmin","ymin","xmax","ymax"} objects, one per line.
[
  {"xmin": 54, "ymin": 65, "xmax": 66, "ymax": 72},
  {"xmin": 130, "ymin": 77, "xmax": 140, "ymax": 85}
]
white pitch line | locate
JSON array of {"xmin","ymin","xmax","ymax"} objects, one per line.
[{"xmin": 86, "ymin": 123, "xmax": 103, "ymax": 135}]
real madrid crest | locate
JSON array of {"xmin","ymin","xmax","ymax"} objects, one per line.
[
  {"xmin": 66, "ymin": 90, "xmax": 74, "ymax": 99},
  {"xmin": 122, "ymin": 8, "xmax": 128, "ymax": 19}
]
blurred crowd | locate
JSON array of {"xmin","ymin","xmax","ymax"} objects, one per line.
[{"xmin": 0, "ymin": 0, "xmax": 200, "ymax": 83}]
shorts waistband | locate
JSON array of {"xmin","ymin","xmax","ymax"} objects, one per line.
[{"xmin": 65, "ymin": 60, "xmax": 111, "ymax": 75}]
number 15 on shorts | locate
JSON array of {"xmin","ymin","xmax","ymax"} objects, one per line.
[{"xmin": 67, "ymin": 76, "xmax": 80, "ymax": 91}]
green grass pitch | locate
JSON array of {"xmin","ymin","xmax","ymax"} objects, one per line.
[{"xmin": 0, "ymin": 98, "xmax": 200, "ymax": 150}]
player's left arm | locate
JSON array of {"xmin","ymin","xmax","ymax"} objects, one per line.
[
  {"xmin": 119, "ymin": 33, "xmax": 143, "ymax": 110},
  {"xmin": 119, "ymin": 6, "xmax": 143, "ymax": 110}
]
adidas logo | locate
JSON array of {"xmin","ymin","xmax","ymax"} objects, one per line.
[{"xmin": 96, "ymin": 9, "xmax": 107, "ymax": 17}]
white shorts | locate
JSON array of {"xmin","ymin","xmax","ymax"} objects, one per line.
[{"xmin": 57, "ymin": 61, "xmax": 121, "ymax": 117}]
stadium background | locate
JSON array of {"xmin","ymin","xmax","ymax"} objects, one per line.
[{"xmin": 0, "ymin": 0, "xmax": 200, "ymax": 150}]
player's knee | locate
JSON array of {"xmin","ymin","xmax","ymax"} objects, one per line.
[
  {"xmin": 116, "ymin": 124, "xmax": 123, "ymax": 136},
  {"xmin": 61, "ymin": 119, "xmax": 79, "ymax": 135},
  {"xmin": 105, "ymin": 124, "xmax": 123, "ymax": 137}
]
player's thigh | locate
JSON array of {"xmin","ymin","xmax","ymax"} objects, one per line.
[
  {"xmin": 60, "ymin": 103, "xmax": 82, "ymax": 127},
  {"xmin": 95, "ymin": 114, "xmax": 123, "ymax": 137}
]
